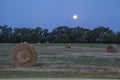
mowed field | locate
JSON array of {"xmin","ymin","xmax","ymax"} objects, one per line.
[{"xmin": 0, "ymin": 43, "xmax": 120, "ymax": 78}]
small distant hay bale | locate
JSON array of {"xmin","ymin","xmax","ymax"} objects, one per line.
[
  {"xmin": 11, "ymin": 43, "xmax": 37, "ymax": 67},
  {"xmin": 37, "ymin": 42, "xmax": 41, "ymax": 45},
  {"xmin": 46, "ymin": 41, "xmax": 49, "ymax": 44},
  {"xmin": 65, "ymin": 44, "xmax": 71, "ymax": 49},
  {"xmin": 107, "ymin": 44, "xmax": 118, "ymax": 53},
  {"xmin": 23, "ymin": 41, "xmax": 27, "ymax": 43}
]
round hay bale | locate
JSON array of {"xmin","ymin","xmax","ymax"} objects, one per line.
[
  {"xmin": 65, "ymin": 44, "xmax": 71, "ymax": 49},
  {"xmin": 107, "ymin": 44, "xmax": 118, "ymax": 53},
  {"xmin": 37, "ymin": 42, "xmax": 41, "ymax": 45},
  {"xmin": 11, "ymin": 43, "xmax": 37, "ymax": 67},
  {"xmin": 46, "ymin": 41, "xmax": 49, "ymax": 44}
]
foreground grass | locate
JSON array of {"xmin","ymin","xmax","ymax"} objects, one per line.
[
  {"xmin": 0, "ymin": 43, "xmax": 120, "ymax": 79},
  {"xmin": 0, "ymin": 71, "xmax": 120, "ymax": 79},
  {"xmin": 39, "ymin": 56, "xmax": 120, "ymax": 68}
]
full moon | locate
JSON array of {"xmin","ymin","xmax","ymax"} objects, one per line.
[{"xmin": 73, "ymin": 14, "xmax": 78, "ymax": 20}]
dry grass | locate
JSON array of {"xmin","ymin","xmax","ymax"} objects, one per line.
[
  {"xmin": 0, "ymin": 43, "xmax": 120, "ymax": 73},
  {"xmin": 11, "ymin": 43, "xmax": 37, "ymax": 67}
]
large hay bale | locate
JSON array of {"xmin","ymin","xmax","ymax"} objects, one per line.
[
  {"xmin": 107, "ymin": 44, "xmax": 118, "ymax": 53},
  {"xmin": 11, "ymin": 43, "xmax": 37, "ymax": 67}
]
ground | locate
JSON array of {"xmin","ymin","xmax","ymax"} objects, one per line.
[
  {"xmin": 0, "ymin": 78, "xmax": 118, "ymax": 80},
  {"xmin": 0, "ymin": 43, "xmax": 120, "ymax": 78}
]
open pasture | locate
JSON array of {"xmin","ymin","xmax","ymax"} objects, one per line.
[{"xmin": 0, "ymin": 43, "xmax": 120, "ymax": 78}]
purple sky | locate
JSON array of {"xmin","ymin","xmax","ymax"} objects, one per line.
[{"xmin": 0, "ymin": 0, "xmax": 120, "ymax": 32}]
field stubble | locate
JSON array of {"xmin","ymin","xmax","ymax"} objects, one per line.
[{"xmin": 0, "ymin": 44, "xmax": 120, "ymax": 73}]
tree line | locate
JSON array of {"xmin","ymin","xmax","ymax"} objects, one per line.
[{"xmin": 0, "ymin": 25, "xmax": 120, "ymax": 43}]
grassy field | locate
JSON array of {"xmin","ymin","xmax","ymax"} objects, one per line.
[
  {"xmin": 1, "ymin": 71, "xmax": 120, "ymax": 79},
  {"xmin": 0, "ymin": 43, "xmax": 120, "ymax": 78}
]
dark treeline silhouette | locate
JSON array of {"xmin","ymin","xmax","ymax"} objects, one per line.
[{"xmin": 0, "ymin": 25, "xmax": 120, "ymax": 43}]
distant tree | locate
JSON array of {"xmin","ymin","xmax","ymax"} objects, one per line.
[
  {"xmin": 21, "ymin": 28, "xmax": 32, "ymax": 42},
  {"xmin": 29, "ymin": 32, "xmax": 39, "ymax": 43},
  {"xmin": 0, "ymin": 25, "xmax": 12, "ymax": 43},
  {"xmin": 114, "ymin": 32, "xmax": 120, "ymax": 43},
  {"xmin": 11, "ymin": 28, "xmax": 22, "ymax": 43},
  {"xmin": 0, "ymin": 25, "xmax": 119, "ymax": 44},
  {"xmin": 54, "ymin": 33, "xmax": 70, "ymax": 43},
  {"xmin": 34, "ymin": 27, "xmax": 43, "ymax": 34},
  {"xmin": 41, "ymin": 29, "xmax": 49, "ymax": 42},
  {"xmin": 0, "ymin": 26, "xmax": 2, "ymax": 41},
  {"xmin": 103, "ymin": 33, "xmax": 116, "ymax": 43},
  {"xmin": 51, "ymin": 26, "xmax": 70, "ymax": 43},
  {"xmin": 88, "ymin": 27, "xmax": 114, "ymax": 43},
  {"xmin": 32, "ymin": 27, "xmax": 43, "ymax": 42},
  {"xmin": 71, "ymin": 27, "xmax": 90, "ymax": 43}
]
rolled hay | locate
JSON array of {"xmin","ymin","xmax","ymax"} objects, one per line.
[
  {"xmin": 11, "ymin": 43, "xmax": 37, "ymax": 67},
  {"xmin": 46, "ymin": 41, "xmax": 49, "ymax": 44},
  {"xmin": 65, "ymin": 44, "xmax": 71, "ymax": 49},
  {"xmin": 107, "ymin": 44, "xmax": 118, "ymax": 53},
  {"xmin": 37, "ymin": 42, "xmax": 41, "ymax": 45}
]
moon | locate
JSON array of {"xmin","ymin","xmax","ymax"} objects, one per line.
[{"xmin": 73, "ymin": 14, "xmax": 78, "ymax": 20}]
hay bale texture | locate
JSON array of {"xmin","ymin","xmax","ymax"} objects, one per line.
[
  {"xmin": 11, "ymin": 43, "xmax": 37, "ymax": 66},
  {"xmin": 107, "ymin": 44, "xmax": 118, "ymax": 53},
  {"xmin": 65, "ymin": 44, "xmax": 71, "ymax": 49}
]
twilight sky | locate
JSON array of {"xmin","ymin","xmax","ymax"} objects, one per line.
[{"xmin": 0, "ymin": 0, "xmax": 120, "ymax": 32}]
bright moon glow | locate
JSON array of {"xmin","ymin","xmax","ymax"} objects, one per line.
[{"xmin": 73, "ymin": 15, "xmax": 78, "ymax": 20}]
